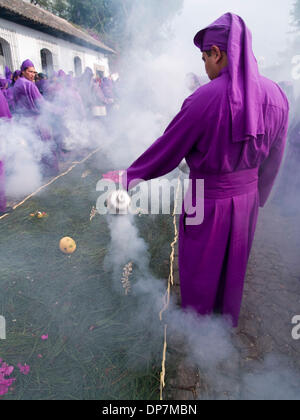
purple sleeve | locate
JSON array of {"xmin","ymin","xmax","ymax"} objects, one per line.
[
  {"xmin": 123, "ymin": 97, "xmax": 203, "ymax": 190},
  {"xmin": 258, "ymin": 112, "xmax": 289, "ymax": 207}
]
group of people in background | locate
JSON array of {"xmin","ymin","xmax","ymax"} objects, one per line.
[
  {"xmin": 0, "ymin": 57, "xmax": 299, "ymax": 218},
  {"xmin": 0, "ymin": 61, "xmax": 118, "ymax": 119},
  {"xmin": 0, "ymin": 59, "xmax": 118, "ymax": 215}
]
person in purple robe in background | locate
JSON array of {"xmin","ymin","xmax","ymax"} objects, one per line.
[
  {"xmin": 14, "ymin": 59, "xmax": 59, "ymax": 177},
  {"xmin": 1, "ymin": 77, "xmax": 15, "ymax": 113},
  {"xmin": 46, "ymin": 69, "xmax": 70, "ymax": 159},
  {"xmin": 5, "ymin": 85, "xmax": 15, "ymax": 113},
  {"xmin": 0, "ymin": 88, "xmax": 12, "ymax": 215},
  {"xmin": 100, "ymin": 76, "xmax": 116, "ymax": 116},
  {"xmin": 35, "ymin": 73, "xmax": 49, "ymax": 96},
  {"xmin": 65, "ymin": 74, "xmax": 85, "ymax": 117},
  {"xmin": 101, "ymin": 77, "xmax": 114, "ymax": 101},
  {"xmin": 3, "ymin": 70, "xmax": 22, "ymax": 114},
  {"xmin": 77, "ymin": 67, "xmax": 109, "ymax": 119},
  {"xmin": 44, "ymin": 71, "xmax": 63, "ymax": 102},
  {"xmin": 57, "ymin": 69, "xmax": 66, "ymax": 79},
  {"xmin": 12, "ymin": 70, "xmax": 21, "ymax": 86},
  {"xmin": 104, "ymin": 13, "xmax": 289, "ymax": 328},
  {"xmin": 78, "ymin": 67, "xmax": 96, "ymax": 114},
  {"xmin": 0, "ymin": 85, "xmax": 11, "ymax": 119},
  {"xmin": 5, "ymin": 66, "xmax": 13, "ymax": 87}
]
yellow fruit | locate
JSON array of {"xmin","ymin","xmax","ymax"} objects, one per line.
[{"xmin": 59, "ymin": 237, "xmax": 77, "ymax": 255}]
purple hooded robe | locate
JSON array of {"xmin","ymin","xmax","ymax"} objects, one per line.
[
  {"xmin": 122, "ymin": 13, "xmax": 289, "ymax": 327},
  {"xmin": 102, "ymin": 77, "xmax": 114, "ymax": 101},
  {"xmin": 14, "ymin": 70, "xmax": 59, "ymax": 176},
  {"xmin": 0, "ymin": 89, "xmax": 12, "ymax": 213}
]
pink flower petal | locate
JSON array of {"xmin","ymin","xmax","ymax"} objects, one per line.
[
  {"xmin": 0, "ymin": 360, "xmax": 16, "ymax": 396},
  {"xmin": 17, "ymin": 364, "xmax": 30, "ymax": 375}
]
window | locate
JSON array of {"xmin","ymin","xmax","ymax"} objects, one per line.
[
  {"xmin": 74, "ymin": 56, "xmax": 82, "ymax": 77},
  {"xmin": 40, "ymin": 49, "xmax": 54, "ymax": 75}
]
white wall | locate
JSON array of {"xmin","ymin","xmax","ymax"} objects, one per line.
[{"xmin": 0, "ymin": 17, "xmax": 110, "ymax": 76}]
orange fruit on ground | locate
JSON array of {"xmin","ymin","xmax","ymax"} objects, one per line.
[{"xmin": 59, "ymin": 237, "xmax": 77, "ymax": 255}]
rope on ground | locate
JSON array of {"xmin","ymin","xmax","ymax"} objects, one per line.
[
  {"xmin": 0, "ymin": 147, "xmax": 101, "ymax": 221},
  {"xmin": 159, "ymin": 175, "xmax": 181, "ymax": 401}
]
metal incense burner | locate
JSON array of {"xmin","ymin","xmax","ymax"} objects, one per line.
[{"xmin": 106, "ymin": 190, "xmax": 131, "ymax": 215}]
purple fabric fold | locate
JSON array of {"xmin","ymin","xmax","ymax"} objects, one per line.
[
  {"xmin": 0, "ymin": 89, "xmax": 12, "ymax": 119},
  {"xmin": 5, "ymin": 66, "xmax": 12, "ymax": 86},
  {"xmin": 0, "ymin": 90, "xmax": 12, "ymax": 213},
  {"xmin": 57, "ymin": 70, "xmax": 66, "ymax": 79}
]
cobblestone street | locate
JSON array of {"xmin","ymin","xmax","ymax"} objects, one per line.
[
  {"xmin": 238, "ymin": 201, "xmax": 300, "ymax": 364},
  {"xmin": 166, "ymin": 199, "xmax": 300, "ymax": 400}
]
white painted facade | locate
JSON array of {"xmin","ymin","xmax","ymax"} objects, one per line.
[{"xmin": 0, "ymin": 16, "xmax": 110, "ymax": 77}]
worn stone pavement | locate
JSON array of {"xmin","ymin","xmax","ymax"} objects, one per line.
[{"xmin": 165, "ymin": 200, "xmax": 300, "ymax": 400}]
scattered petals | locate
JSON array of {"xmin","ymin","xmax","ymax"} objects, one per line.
[
  {"xmin": 0, "ymin": 360, "xmax": 16, "ymax": 396},
  {"xmin": 17, "ymin": 364, "xmax": 30, "ymax": 375}
]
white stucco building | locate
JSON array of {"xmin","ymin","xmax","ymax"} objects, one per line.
[{"xmin": 0, "ymin": 0, "xmax": 115, "ymax": 78}]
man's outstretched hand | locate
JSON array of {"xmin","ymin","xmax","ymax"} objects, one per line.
[{"xmin": 102, "ymin": 170, "xmax": 125, "ymax": 183}]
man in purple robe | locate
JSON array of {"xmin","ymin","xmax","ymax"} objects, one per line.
[
  {"xmin": 14, "ymin": 60, "xmax": 44, "ymax": 117},
  {"xmin": 104, "ymin": 13, "xmax": 289, "ymax": 327},
  {"xmin": 14, "ymin": 60, "xmax": 59, "ymax": 176},
  {"xmin": 0, "ymin": 89, "xmax": 12, "ymax": 215}
]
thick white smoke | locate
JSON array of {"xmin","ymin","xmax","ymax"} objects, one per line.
[
  {"xmin": 1, "ymin": 0, "xmax": 298, "ymax": 400},
  {"xmin": 100, "ymin": 0, "xmax": 300, "ymax": 400}
]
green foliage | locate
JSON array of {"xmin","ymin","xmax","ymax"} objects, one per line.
[
  {"xmin": 292, "ymin": 0, "xmax": 300, "ymax": 30},
  {"xmin": 30, "ymin": 0, "xmax": 70, "ymax": 19},
  {"xmin": 30, "ymin": 0, "xmax": 184, "ymax": 51}
]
